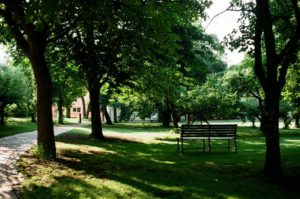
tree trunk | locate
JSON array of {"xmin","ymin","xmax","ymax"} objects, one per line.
[
  {"xmin": 29, "ymin": 51, "xmax": 56, "ymax": 159},
  {"xmin": 28, "ymin": 103, "xmax": 36, "ymax": 123},
  {"xmin": 295, "ymin": 99, "xmax": 300, "ymax": 128},
  {"xmin": 172, "ymin": 113, "xmax": 180, "ymax": 128},
  {"xmin": 66, "ymin": 107, "xmax": 71, "ymax": 118},
  {"xmin": 0, "ymin": 1, "xmax": 55, "ymax": 159},
  {"xmin": 81, "ymin": 96, "xmax": 88, "ymax": 119},
  {"xmin": 88, "ymin": 83, "xmax": 104, "ymax": 139},
  {"xmin": 86, "ymin": 102, "xmax": 91, "ymax": 119},
  {"xmin": 113, "ymin": 107, "xmax": 118, "ymax": 123},
  {"xmin": 0, "ymin": 106, "xmax": 5, "ymax": 126},
  {"xmin": 161, "ymin": 108, "xmax": 170, "ymax": 127},
  {"xmin": 104, "ymin": 109, "xmax": 113, "ymax": 125},
  {"xmin": 58, "ymin": 95, "xmax": 64, "ymax": 124},
  {"xmin": 262, "ymin": 92, "xmax": 282, "ymax": 178}
]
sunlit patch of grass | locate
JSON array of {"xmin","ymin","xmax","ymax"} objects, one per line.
[
  {"xmin": 18, "ymin": 125, "xmax": 300, "ymax": 199},
  {"xmin": 0, "ymin": 117, "xmax": 36, "ymax": 138}
]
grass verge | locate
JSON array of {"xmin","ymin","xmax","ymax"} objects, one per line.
[
  {"xmin": 0, "ymin": 117, "xmax": 37, "ymax": 138},
  {"xmin": 18, "ymin": 125, "xmax": 300, "ymax": 199}
]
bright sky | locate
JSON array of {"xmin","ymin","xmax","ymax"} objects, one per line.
[{"xmin": 203, "ymin": 0, "xmax": 245, "ymax": 66}]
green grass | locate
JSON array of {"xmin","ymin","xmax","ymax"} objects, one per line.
[
  {"xmin": 18, "ymin": 125, "xmax": 300, "ymax": 199},
  {"xmin": 0, "ymin": 117, "xmax": 37, "ymax": 138}
]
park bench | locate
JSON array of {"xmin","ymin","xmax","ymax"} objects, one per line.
[{"xmin": 177, "ymin": 124, "xmax": 237, "ymax": 153}]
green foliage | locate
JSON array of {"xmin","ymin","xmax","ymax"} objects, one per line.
[
  {"xmin": 0, "ymin": 64, "xmax": 32, "ymax": 124},
  {"xmin": 240, "ymin": 98, "xmax": 260, "ymax": 127},
  {"xmin": 279, "ymin": 100, "xmax": 293, "ymax": 129},
  {"xmin": 180, "ymin": 73, "xmax": 239, "ymax": 121}
]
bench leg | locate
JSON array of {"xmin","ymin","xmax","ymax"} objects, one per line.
[
  {"xmin": 234, "ymin": 139, "xmax": 237, "ymax": 152},
  {"xmin": 228, "ymin": 140, "xmax": 230, "ymax": 152},
  {"xmin": 208, "ymin": 139, "xmax": 211, "ymax": 153},
  {"xmin": 181, "ymin": 137, "xmax": 184, "ymax": 153}
]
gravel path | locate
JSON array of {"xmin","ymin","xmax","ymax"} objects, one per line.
[{"xmin": 0, "ymin": 126, "xmax": 76, "ymax": 199}]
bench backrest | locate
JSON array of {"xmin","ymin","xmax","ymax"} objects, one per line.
[
  {"xmin": 181, "ymin": 124, "xmax": 210, "ymax": 137},
  {"xmin": 180, "ymin": 124, "xmax": 237, "ymax": 138},
  {"xmin": 209, "ymin": 124, "xmax": 237, "ymax": 137}
]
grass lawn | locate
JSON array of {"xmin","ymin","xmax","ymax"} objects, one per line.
[
  {"xmin": 0, "ymin": 117, "xmax": 37, "ymax": 138},
  {"xmin": 18, "ymin": 124, "xmax": 300, "ymax": 199}
]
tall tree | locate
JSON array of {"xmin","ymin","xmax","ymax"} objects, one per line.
[
  {"xmin": 0, "ymin": 1, "xmax": 63, "ymax": 158},
  {"xmin": 54, "ymin": 0, "xmax": 209, "ymax": 137},
  {"xmin": 228, "ymin": 0, "xmax": 300, "ymax": 177}
]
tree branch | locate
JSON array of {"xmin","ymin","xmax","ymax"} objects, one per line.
[
  {"xmin": 254, "ymin": 1, "xmax": 266, "ymax": 91},
  {"xmin": 0, "ymin": 8, "xmax": 29, "ymax": 54}
]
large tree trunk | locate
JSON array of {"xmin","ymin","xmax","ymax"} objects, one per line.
[
  {"xmin": 57, "ymin": 95, "xmax": 64, "ymax": 124},
  {"xmin": 160, "ymin": 108, "xmax": 170, "ymax": 127},
  {"xmin": 81, "ymin": 96, "xmax": 88, "ymax": 119},
  {"xmin": 262, "ymin": 92, "xmax": 282, "ymax": 178},
  {"xmin": 29, "ymin": 51, "xmax": 56, "ymax": 159},
  {"xmin": 88, "ymin": 82, "xmax": 104, "ymax": 139},
  {"xmin": 0, "ymin": 1, "xmax": 56, "ymax": 159}
]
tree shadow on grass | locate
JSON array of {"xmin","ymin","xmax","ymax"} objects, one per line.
[
  {"xmin": 22, "ymin": 175, "xmax": 126, "ymax": 199},
  {"xmin": 53, "ymin": 132, "xmax": 300, "ymax": 199}
]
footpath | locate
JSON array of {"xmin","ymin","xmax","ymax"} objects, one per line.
[{"xmin": 0, "ymin": 125, "xmax": 77, "ymax": 199}]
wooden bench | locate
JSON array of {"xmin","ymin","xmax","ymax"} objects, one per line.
[{"xmin": 177, "ymin": 124, "xmax": 237, "ymax": 153}]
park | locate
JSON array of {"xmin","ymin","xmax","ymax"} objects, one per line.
[{"xmin": 0, "ymin": 0, "xmax": 300, "ymax": 198}]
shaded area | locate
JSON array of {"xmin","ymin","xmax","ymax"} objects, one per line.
[{"xmin": 19, "ymin": 126, "xmax": 300, "ymax": 199}]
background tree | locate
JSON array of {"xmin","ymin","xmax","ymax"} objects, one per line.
[
  {"xmin": 282, "ymin": 63, "xmax": 300, "ymax": 128},
  {"xmin": 54, "ymin": 0, "xmax": 210, "ymax": 135},
  {"xmin": 0, "ymin": 64, "xmax": 30, "ymax": 125},
  {"xmin": 49, "ymin": 52, "xmax": 86, "ymax": 124}
]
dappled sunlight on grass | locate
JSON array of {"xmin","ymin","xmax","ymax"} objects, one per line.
[{"xmin": 18, "ymin": 124, "xmax": 300, "ymax": 199}]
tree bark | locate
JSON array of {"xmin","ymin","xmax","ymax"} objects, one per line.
[
  {"xmin": 58, "ymin": 95, "xmax": 64, "ymax": 124},
  {"xmin": 86, "ymin": 102, "xmax": 91, "ymax": 119},
  {"xmin": 29, "ymin": 51, "xmax": 56, "ymax": 159},
  {"xmin": 88, "ymin": 82, "xmax": 104, "ymax": 139},
  {"xmin": 66, "ymin": 107, "xmax": 71, "ymax": 118},
  {"xmin": 81, "ymin": 96, "xmax": 88, "ymax": 119},
  {"xmin": 160, "ymin": 108, "xmax": 170, "ymax": 127},
  {"xmin": 295, "ymin": 99, "xmax": 300, "ymax": 128},
  {"xmin": 0, "ymin": 106, "xmax": 5, "ymax": 126},
  {"xmin": 104, "ymin": 109, "xmax": 113, "ymax": 125},
  {"xmin": 0, "ymin": 1, "xmax": 56, "ymax": 159},
  {"xmin": 113, "ymin": 107, "xmax": 118, "ymax": 123},
  {"xmin": 262, "ymin": 92, "xmax": 282, "ymax": 178},
  {"xmin": 171, "ymin": 113, "xmax": 180, "ymax": 128}
]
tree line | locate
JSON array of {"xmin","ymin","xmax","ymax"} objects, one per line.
[{"xmin": 0, "ymin": 0, "xmax": 300, "ymax": 179}]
